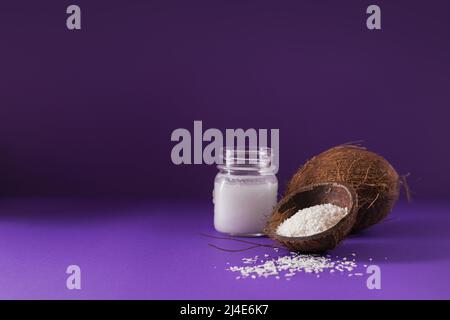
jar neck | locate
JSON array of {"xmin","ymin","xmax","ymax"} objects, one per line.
[
  {"xmin": 218, "ymin": 147, "xmax": 277, "ymax": 176},
  {"xmin": 218, "ymin": 167, "xmax": 275, "ymax": 176}
]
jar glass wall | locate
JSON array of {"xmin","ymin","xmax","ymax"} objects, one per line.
[{"xmin": 213, "ymin": 148, "xmax": 278, "ymax": 236}]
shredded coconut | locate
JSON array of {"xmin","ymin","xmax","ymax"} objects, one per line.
[
  {"xmin": 228, "ymin": 251, "xmax": 359, "ymax": 280},
  {"xmin": 276, "ymin": 203, "xmax": 348, "ymax": 237}
]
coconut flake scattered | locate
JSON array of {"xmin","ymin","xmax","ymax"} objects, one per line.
[
  {"xmin": 276, "ymin": 204, "xmax": 348, "ymax": 237},
  {"xmin": 227, "ymin": 252, "xmax": 359, "ymax": 280}
]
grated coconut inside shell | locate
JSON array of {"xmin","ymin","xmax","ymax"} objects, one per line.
[{"xmin": 276, "ymin": 203, "xmax": 348, "ymax": 237}]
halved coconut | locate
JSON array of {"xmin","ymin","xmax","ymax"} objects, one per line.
[{"xmin": 266, "ymin": 182, "xmax": 358, "ymax": 253}]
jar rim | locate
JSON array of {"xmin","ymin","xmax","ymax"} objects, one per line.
[{"xmin": 217, "ymin": 147, "xmax": 276, "ymax": 173}]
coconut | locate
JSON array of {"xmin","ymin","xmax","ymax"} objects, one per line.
[
  {"xmin": 286, "ymin": 145, "xmax": 400, "ymax": 231},
  {"xmin": 266, "ymin": 182, "xmax": 358, "ymax": 252}
]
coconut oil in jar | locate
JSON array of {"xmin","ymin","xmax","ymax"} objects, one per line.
[{"xmin": 213, "ymin": 148, "xmax": 278, "ymax": 236}]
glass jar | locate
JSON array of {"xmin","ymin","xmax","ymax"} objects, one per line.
[{"xmin": 213, "ymin": 148, "xmax": 278, "ymax": 236}]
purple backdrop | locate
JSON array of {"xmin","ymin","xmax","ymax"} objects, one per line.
[
  {"xmin": 0, "ymin": 0, "xmax": 449, "ymax": 199},
  {"xmin": 1, "ymin": 0, "xmax": 450, "ymax": 301}
]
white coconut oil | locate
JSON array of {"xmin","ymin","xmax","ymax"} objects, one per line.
[{"xmin": 213, "ymin": 148, "xmax": 278, "ymax": 236}]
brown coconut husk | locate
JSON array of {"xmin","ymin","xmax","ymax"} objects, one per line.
[
  {"xmin": 266, "ymin": 182, "xmax": 358, "ymax": 253},
  {"xmin": 286, "ymin": 144, "xmax": 400, "ymax": 231}
]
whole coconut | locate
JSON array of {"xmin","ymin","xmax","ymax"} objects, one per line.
[{"xmin": 286, "ymin": 145, "xmax": 400, "ymax": 231}]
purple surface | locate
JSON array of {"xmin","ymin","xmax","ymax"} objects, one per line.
[{"xmin": 0, "ymin": 198, "xmax": 449, "ymax": 299}]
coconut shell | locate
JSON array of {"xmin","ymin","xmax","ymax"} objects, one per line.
[
  {"xmin": 286, "ymin": 145, "xmax": 400, "ymax": 231},
  {"xmin": 266, "ymin": 182, "xmax": 358, "ymax": 253}
]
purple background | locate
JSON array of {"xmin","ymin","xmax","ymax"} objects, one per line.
[
  {"xmin": 1, "ymin": 0, "xmax": 449, "ymax": 199},
  {"xmin": 1, "ymin": 0, "xmax": 450, "ymax": 300}
]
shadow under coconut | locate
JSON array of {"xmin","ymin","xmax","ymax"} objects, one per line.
[
  {"xmin": 359, "ymin": 217, "xmax": 450, "ymax": 240},
  {"xmin": 336, "ymin": 240, "xmax": 450, "ymax": 263},
  {"xmin": 335, "ymin": 213, "xmax": 450, "ymax": 263}
]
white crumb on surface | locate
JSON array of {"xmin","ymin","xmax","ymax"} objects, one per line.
[
  {"xmin": 227, "ymin": 253, "xmax": 359, "ymax": 280},
  {"xmin": 276, "ymin": 204, "xmax": 348, "ymax": 237}
]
